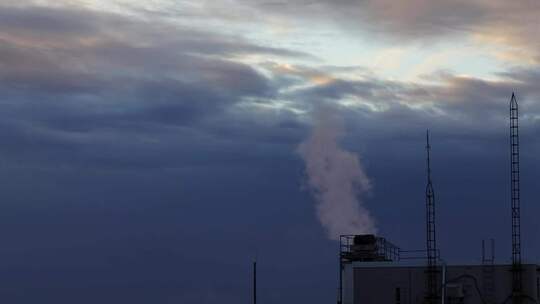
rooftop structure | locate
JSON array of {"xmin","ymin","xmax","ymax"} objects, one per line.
[{"xmin": 337, "ymin": 93, "xmax": 535, "ymax": 304}]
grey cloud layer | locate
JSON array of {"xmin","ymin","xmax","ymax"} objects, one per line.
[
  {"xmin": 276, "ymin": 62, "xmax": 540, "ymax": 144},
  {"xmin": 0, "ymin": 4, "xmax": 309, "ymax": 168},
  {"xmin": 1, "ymin": 2, "xmax": 540, "ymax": 169},
  {"xmin": 238, "ymin": 0, "xmax": 540, "ymax": 63}
]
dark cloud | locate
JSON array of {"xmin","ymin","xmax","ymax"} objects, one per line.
[
  {"xmin": 0, "ymin": 3, "xmax": 312, "ymax": 170},
  {"xmin": 0, "ymin": 5, "xmax": 105, "ymax": 35}
]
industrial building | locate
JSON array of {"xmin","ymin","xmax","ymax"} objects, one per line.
[
  {"xmin": 337, "ymin": 93, "xmax": 538, "ymax": 304},
  {"xmin": 339, "ymin": 235, "xmax": 540, "ymax": 304}
]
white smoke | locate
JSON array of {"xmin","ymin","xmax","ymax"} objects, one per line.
[{"xmin": 297, "ymin": 107, "xmax": 377, "ymax": 240}]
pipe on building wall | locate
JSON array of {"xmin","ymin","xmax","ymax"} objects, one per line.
[{"xmin": 441, "ymin": 262, "xmax": 446, "ymax": 304}]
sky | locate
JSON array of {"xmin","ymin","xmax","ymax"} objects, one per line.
[{"xmin": 1, "ymin": 0, "xmax": 540, "ymax": 303}]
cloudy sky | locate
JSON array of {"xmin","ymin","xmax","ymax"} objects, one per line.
[{"xmin": 1, "ymin": 0, "xmax": 540, "ymax": 303}]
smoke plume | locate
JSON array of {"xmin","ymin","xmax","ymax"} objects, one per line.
[{"xmin": 297, "ymin": 108, "xmax": 377, "ymax": 240}]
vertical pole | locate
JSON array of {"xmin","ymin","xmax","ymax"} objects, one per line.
[
  {"xmin": 482, "ymin": 240, "xmax": 486, "ymax": 262},
  {"xmin": 510, "ymin": 92, "xmax": 522, "ymax": 304},
  {"xmin": 253, "ymin": 260, "xmax": 257, "ymax": 304},
  {"xmin": 441, "ymin": 262, "xmax": 446, "ymax": 304},
  {"xmin": 338, "ymin": 237, "xmax": 342, "ymax": 304},
  {"xmin": 339, "ymin": 256, "xmax": 342, "ymax": 304},
  {"xmin": 482, "ymin": 239, "xmax": 496, "ymax": 304},
  {"xmin": 425, "ymin": 130, "xmax": 438, "ymax": 303},
  {"xmin": 491, "ymin": 239, "xmax": 495, "ymax": 262}
]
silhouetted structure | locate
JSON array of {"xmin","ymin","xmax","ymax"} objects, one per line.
[
  {"xmin": 336, "ymin": 94, "xmax": 539, "ymax": 304},
  {"xmin": 425, "ymin": 131, "xmax": 438, "ymax": 304},
  {"xmin": 510, "ymin": 92, "xmax": 522, "ymax": 304},
  {"xmin": 253, "ymin": 260, "xmax": 257, "ymax": 304},
  {"xmin": 482, "ymin": 239, "xmax": 496, "ymax": 304},
  {"xmin": 339, "ymin": 245, "xmax": 539, "ymax": 304}
]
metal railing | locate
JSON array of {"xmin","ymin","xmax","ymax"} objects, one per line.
[
  {"xmin": 340, "ymin": 235, "xmax": 400, "ymax": 262},
  {"xmin": 340, "ymin": 234, "xmax": 441, "ymax": 263}
]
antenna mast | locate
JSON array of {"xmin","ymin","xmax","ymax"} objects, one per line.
[
  {"xmin": 253, "ymin": 259, "xmax": 257, "ymax": 304},
  {"xmin": 425, "ymin": 130, "xmax": 438, "ymax": 303},
  {"xmin": 510, "ymin": 93, "xmax": 522, "ymax": 304}
]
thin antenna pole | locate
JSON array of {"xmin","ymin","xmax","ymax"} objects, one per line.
[
  {"xmin": 510, "ymin": 92, "xmax": 522, "ymax": 304},
  {"xmin": 427, "ymin": 131, "xmax": 432, "ymax": 183},
  {"xmin": 491, "ymin": 239, "xmax": 495, "ymax": 262},
  {"xmin": 482, "ymin": 239, "xmax": 496, "ymax": 304},
  {"xmin": 338, "ymin": 244, "xmax": 343, "ymax": 304},
  {"xmin": 425, "ymin": 130, "xmax": 438, "ymax": 303},
  {"xmin": 482, "ymin": 240, "xmax": 485, "ymax": 262},
  {"xmin": 253, "ymin": 260, "xmax": 257, "ymax": 304}
]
